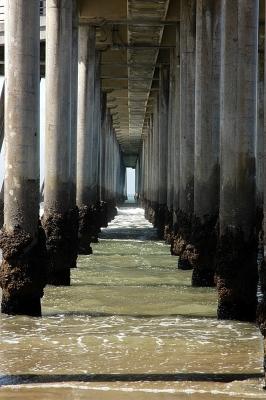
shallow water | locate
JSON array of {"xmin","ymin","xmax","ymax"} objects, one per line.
[{"xmin": 0, "ymin": 207, "xmax": 264, "ymax": 399}]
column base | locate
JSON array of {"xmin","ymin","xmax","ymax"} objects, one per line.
[
  {"xmin": 47, "ymin": 268, "xmax": 71, "ymax": 286},
  {"xmin": 68, "ymin": 207, "xmax": 79, "ymax": 269},
  {"xmin": 190, "ymin": 214, "xmax": 217, "ymax": 287},
  {"xmin": 1, "ymin": 293, "xmax": 41, "ymax": 316},
  {"xmin": 215, "ymin": 228, "xmax": 258, "ymax": 322},
  {"xmin": 99, "ymin": 202, "xmax": 109, "ymax": 227},
  {"xmin": 79, "ymin": 243, "xmax": 93, "ymax": 255},
  {"xmin": 155, "ymin": 205, "xmax": 167, "ymax": 239},
  {"xmin": 144, "ymin": 202, "xmax": 167, "ymax": 239},
  {"xmin": 171, "ymin": 209, "xmax": 193, "ymax": 270},
  {"xmin": 43, "ymin": 209, "xmax": 78, "ymax": 286},
  {"xmin": 106, "ymin": 202, "xmax": 117, "ymax": 223},
  {"xmin": 192, "ymin": 268, "xmax": 216, "ymax": 287},
  {"xmin": 164, "ymin": 209, "xmax": 173, "ymax": 244},
  {"xmin": 144, "ymin": 201, "xmax": 156, "ymax": 225},
  {"xmin": 178, "ymin": 255, "xmax": 195, "ymax": 270},
  {"xmin": 0, "ymin": 224, "xmax": 47, "ymax": 316},
  {"xmin": 78, "ymin": 205, "xmax": 97, "ymax": 255},
  {"xmin": 0, "ymin": 199, "xmax": 3, "ymax": 228}
]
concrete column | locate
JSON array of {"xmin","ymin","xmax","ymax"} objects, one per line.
[
  {"xmin": 87, "ymin": 51, "xmax": 102, "ymax": 245},
  {"xmin": 0, "ymin": 0, "xmax": 46, "ymax": 315},
  {"xmin": 256, "ymin": 43, "xmax": 264, "ymax": 295},
  {"xmin": 68, "ymin": 0, "xmax": 79, "ymax": 266},
  {"xmin": 148, "ymin": 116, "xmax": 154, "ymax": 205},
  {"xmin": 189, "ymin": 0, "xmax": 221, "ymax": 287},
  {"xmin": 140, "ymin": 140, "xmax": 145, "ymax": 204},
  {"xmin": 70, "ymin": 0, "xmax": 78, "ymax": 207},
  {"xmin": 148, "ymin": 120, "xmax": 153, "ymax": 205},
  {"xmin": 76, "ymin": 25, "xmax": 95, "ymax": 201},
  {"xmin": 145, "ymin": 131, "xmax": 151, "ymax": 205},
  {"xmin": 94, "ymin": 51, "xmax": 101, "ymax": 203},
  {"xmin": 256, "ymin": 46, "xmax": 264, "ymax": 213},
  {"xmin": 145, "ymin": 98, "xmax": 156, "ymax": 223},
  {"xmin": 257, "ymin": 0, "xmax": 266, "ymax": 376},
  {"xmin": 165, "ymin": 50, "xmax": 176, "ymax": 243},
  {"xmin": 216, "ymin": 0, "xmax": 258, "ymax": 321},
  {"xmin": 76, "ymin": 25, "xmax": 96, "ymax": 254},
  {"xmin": 100, "ymin": 92, "xmax": 107, "ymax": 203},
  {"xmin": 148, "ymin": 95, "xmax": 160, "ymax": 225},
  {"xmin": 172, "ymin": 26, "xmax": 180, "ymax": 217},
  {"xmin": 98, "ymin": 93, "xmax": 109, "ymax": 228},
  {"xmin": 171, "ymin": 0, "xmax": 196, "ymax": 268},
  {"xmin": 143, "ymin": 136, "xmax": 148, "ymax": 204},
  {"xmin": 0, "ymin": 83, "xmax": 5, "ymax": 228},
  {"xmin": 167, "ymin": 51, "xmax": 175, "ymax": 212},
  {"xmin": 179, "ymin": 0, "xmax": 196, "ymax": 215},
  {"xmin": 157, "ymin": 65, "xmax": 169, "ymax": 238},
  {"xmin": 256, "ymin": 83, "xmax": 264, "ymax": 210},
  {"xmin": 102, "ymin": 114, "xmax": 117, "ymax": 223},
  {"xmin": 43, "ymin": 0, "xmax": 75, "ymax": 286},
  {"xmin": 105, "ymin": 115, "xmax": 111, "ymax": 201}
]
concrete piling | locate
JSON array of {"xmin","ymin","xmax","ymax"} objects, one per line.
[
  {"xmin": 43, "ymin": 0, "xmax": 76, "ymax": 286},
  {"xmin": 0, "ymin": 0, "xmax": 46, "ymax": 315},
  {"xmin": 171, "ymin": 0, "xmax": 196, "ymax": 269},
  {"xmin": 216, "ymin": 0, "xmax": 259, "ymax": 321},
  {"xmin": 190, "ymin": 0, "xmax": 221, "ymax": 287},
  {"xmin": 76, "ymin": 25, "xmax": 96, "ymax": 254},
  {"xmin": 0, "ymin": 0, "xmax": 263, "ymax": 334}
]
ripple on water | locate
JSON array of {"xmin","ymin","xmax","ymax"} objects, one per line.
[{"xmin": 0, "ymin": 207, "xmax": 263, "ymax": 399}]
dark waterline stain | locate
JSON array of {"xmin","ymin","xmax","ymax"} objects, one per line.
[{"xmin": 0, "ymin": 373, "xmax": 263, "ymax": 386}]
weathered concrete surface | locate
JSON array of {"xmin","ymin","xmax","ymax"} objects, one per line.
[
  {"xmin": 70, "ymin": 0, "xmax": 79, "ymax": 208},
  {"xmin": 171, "ymin": 0, "xmax": 196, "ymax": 270},
  {"xmin": 0, "ymin": 0, "xmax": 46, "ymax": 315},
  {"xmin": 43, "ymin": 0, "xmax": 78, "ymax": 285},
  {"xmin": 76, "ymin": 27, "xmax": 104, "ymax": 253},
  {"xmin": 188, "ymin": 0, "xmax": 221, "ymax": 286},
  {"xmin": 257, "ymin": 0, "xmax": 266, "ymax": 386},
  {"xmin": 216, "ymin": 0, "xmax": 258, "ymax": 321}
]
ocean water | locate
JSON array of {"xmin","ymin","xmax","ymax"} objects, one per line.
[{"xmin": 0, "ymin": 207, "xmax": 264, "ymax": 399}]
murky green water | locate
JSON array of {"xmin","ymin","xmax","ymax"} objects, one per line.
[{"xmin": 0, "ymin": 207, "xmax": 265, "ymax": 399}]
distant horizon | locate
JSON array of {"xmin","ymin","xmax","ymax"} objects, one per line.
[{"xmin": 126, "ymin": 168, "xmax": 135, "ymax": 196}]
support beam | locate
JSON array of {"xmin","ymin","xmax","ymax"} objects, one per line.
[
  {"xmin": 145, "ymin": 95, "xmax": 159, "ymax": 225},
  {"xmin": 190, "ymin": 0, "xmax": 221, "ymax": 287},
  {"xmin": 0, "ymin": 0, "xmax": 46, "ymax": 315},
  {"xmin": 164, "ymin": 48, "xmax": 177, "ymax": 244},
  {"xmin": 43, "ymin": 0, "xmax": 76, "ymax": 286},
  {"xmin": 70, "ymin": 0, "xmax": 79, "ymax": 207},
  {"xmin": 76, "ymin": 25, "xmax": 96, "ymax": 254},
  {"xmin": 257, "ymin": 0, "xmax": 266, "ymax": 383},
  {"xmin": 171, "ymin": 0, "xmax": 196, "ymax": 269},
  {"xmin": 69, "ymin": 0, "xmax": 79, "ymax": 266},
  {"xmin": 0, "ymin": 82, "xmax": 5, "ymax": 228},
  {"xmin": 216, "ymin": 0, "xmax": 258, "ymax": 321},
  {"xmin": 157, "ymin": 65, "xmax": 169, "ymax": 238},
  {"xmin": 179, "ymin": 0, "xmax": 196, "ymax": 217},
  {"xmin": 172, "ymin": 25, "xmax": 180, "ymax": 221}
]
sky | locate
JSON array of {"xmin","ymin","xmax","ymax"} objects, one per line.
[
  {"xmin": 0, "ymin": 78, "xmax": 135, "ymax": 197},
  {"xmin": 126, "ymin": 168, "xmax": 135, "ymax": 195}
]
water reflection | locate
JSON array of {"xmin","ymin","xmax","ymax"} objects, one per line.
[{"xmin": 0, "ymin": 207, "xmax": 264, "ymax": 399}]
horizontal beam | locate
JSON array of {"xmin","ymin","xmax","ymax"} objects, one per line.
[
  {"xmin": 100, "ymin": 44, "xmax": 176, "ymax": 50},
  {"xmin": 80, "ymin": 19, "xmax": 179, "ymax": 27},
  {"xmin": 101, "ymin": 62, "xmax": 170, "ymax": 67},
  {"xmin": 101, "ymin": 76, "xmax": 159, "ymax": 81}
]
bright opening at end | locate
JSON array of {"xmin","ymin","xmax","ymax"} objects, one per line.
[{"xmin": 126, "ymin": 168, "xmax": 135, "ymax": 203}]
